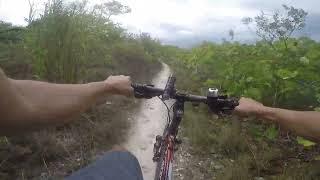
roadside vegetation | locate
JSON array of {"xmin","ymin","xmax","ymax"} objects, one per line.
[{"xmin": 166, "ymin": 5, "xmax": 320, "ymax": 180}]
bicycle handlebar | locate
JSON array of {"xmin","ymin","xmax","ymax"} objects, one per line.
[{"xmin": 131, "ymin": 80, "xmax": 239, "ymax": 114}]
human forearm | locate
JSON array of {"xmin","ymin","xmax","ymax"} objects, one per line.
[
  {"xmin": 257, "ymin": 107, "xmax": 320, "ymax": 142},
  {"xmin": 11, "ymin": 79, "xmax": 108, "ymax": 125},
  {"xmin": 0, "ymin": 70, "xmax": 132, "ymax": 134},
  {"xmin": 235, "ymin": 97, "xmax": 320, "ymax": 142}
]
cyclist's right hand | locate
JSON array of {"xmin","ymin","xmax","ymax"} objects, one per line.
[
  {"xmin": 234, "ymin": 97, "xmax": 265, "ymax": 116},
  {"xmin": 104, "ymin": 75, "xmax": 133, "ymax": 97}
]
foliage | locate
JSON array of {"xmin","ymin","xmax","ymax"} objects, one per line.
[
  {"xmin": 93, "ymin": 0, "xmax": 131, "ymax": 20},
  {"xmin": 296, "ymin": 136, "xmax": 316, "ymax": 147},
  {"xmin": 243, "ymin": 5, "xmax": 308, "ymax": 49},
  {"xmin": 0, "ymin": 0, "xmax": 161, "ymax": 83},
  {"xmin": 0, "ymin": 21, "xmax": 25, "ymax": 43},
  {"xmin": 24, "ymin": 0, "xmax": 125, "ymax": 82},
  {"xmin": 0, "ymin": 22, "xmax": 27, "ymax": 72}
]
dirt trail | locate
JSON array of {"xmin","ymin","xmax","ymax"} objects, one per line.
[{"xmin": 123, "ymin": 63, "xmax": 171, "ymax": 180}]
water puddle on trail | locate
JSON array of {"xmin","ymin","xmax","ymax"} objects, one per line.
[{"xmin": 123, "ymin": 63, "xmax": 171, "ymax": 180}]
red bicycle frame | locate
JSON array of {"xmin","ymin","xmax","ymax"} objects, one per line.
[
  {"xmin": 154, "ymin": 100, "xmax": 184, "ymax": 180},
  {"xmin": 159, "ymin": 136, "xmax": 174, "ymax": 180}
]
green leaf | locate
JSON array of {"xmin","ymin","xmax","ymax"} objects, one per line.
[
  {"xmin": 276, "ymin": 69, "xmax": 298, "ymax": 80},
  {"xmin": 264, "ymin": 125, "xmax": 278, "ymax": 140},
  {"xmin": 296, "ymin": 136, "xmax": 316, "ymax": 147},
  {"xmin": 246, "ymin": 76, "xmax": 254, "ymax": 83},
  {"xmin": 299, "ymin": 56, "xmax": 309, "ymax": 65}
]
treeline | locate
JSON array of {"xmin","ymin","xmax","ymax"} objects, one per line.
[{"xmin": 0, "ymin": 0, "xmax": 162, "ymax": 83}]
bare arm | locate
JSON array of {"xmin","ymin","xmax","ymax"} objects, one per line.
[
  {"xmin": 0, "ymin": 68, "xmax": 133, "ymax": 134},
  {"xmin": 235, "ymin": 98, "xmax": 320, "ymax": 142}
]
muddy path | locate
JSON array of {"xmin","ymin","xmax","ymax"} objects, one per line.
[{"xmin": 123, "ymin": 63, "xmax": 171, "ymax": 180}]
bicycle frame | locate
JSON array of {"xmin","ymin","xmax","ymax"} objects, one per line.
[{"xmin": 154, "ymin": 100, "xmax": 184, "ymax": 180}]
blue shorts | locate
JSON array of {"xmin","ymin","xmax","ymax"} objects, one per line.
[{"xmin": 65, "ymin": 151, "xmax": 143, "ymax": 180}]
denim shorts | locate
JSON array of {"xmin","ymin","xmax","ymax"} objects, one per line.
[{"xmin": 65, "ymin": 151, "xmax": 143, "ymax": 180}]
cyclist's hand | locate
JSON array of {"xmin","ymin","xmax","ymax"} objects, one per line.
[
  {"xmin": 105, "ymin": 75, "xmax": 133, "ymax": 97},
  {"xmin": 234, "ymin": 97, "xmax": 265, "ymax": 116}
]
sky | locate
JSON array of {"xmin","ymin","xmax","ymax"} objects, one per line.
[{"xmin": 1, "ymin": 0, "xmax": 320, "ymax": 47}]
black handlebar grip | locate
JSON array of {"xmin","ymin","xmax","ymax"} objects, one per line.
[
  {"xmin": 162, "ymin": 75, "xmax": 176, "ymax": 100},
  {"xmin": 131, "ymin": 83, "xmax": 163, "ymax": 99},
  {"xmin": 131, "ymin": 83, "xmax": 145, "ymax": 98}
]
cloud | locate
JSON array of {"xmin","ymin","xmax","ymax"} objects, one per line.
[
  {"xmin": 1, "ymin": 0, "xmax": 320, "ymax": 47},
  {"xmin": 113, "ymin": 0, "xmax": 320, "ymax": 47},
  {"xmin": 158, "ymin": 23, "xmax": 191, "ymax": 34},
  {"xmin": 114, "ymin": 0, "xmax": 258, "ymax": 46}
]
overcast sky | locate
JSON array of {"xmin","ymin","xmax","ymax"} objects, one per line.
[{"xmin": 1, "ymin": 0, "xmax": 319, "ymax": 47}]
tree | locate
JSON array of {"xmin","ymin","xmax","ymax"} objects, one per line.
[
  {"xmin": 0, "ymin": 21, "xmax": 24, "ymax": 43},
  {"xmin": 25, "ymin": 0, "xmax": 36, "ymax": 25},
  {"xmin": 242, "ymin": 5, "xmax": 307, "ymax": 49},
  {"xmin": 93, "ymin": 0, "xmax": 131, "ymax": 20},
  {"xmin": 242, "ymin": 5, "xmax": 308, "ymax": 106}
]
